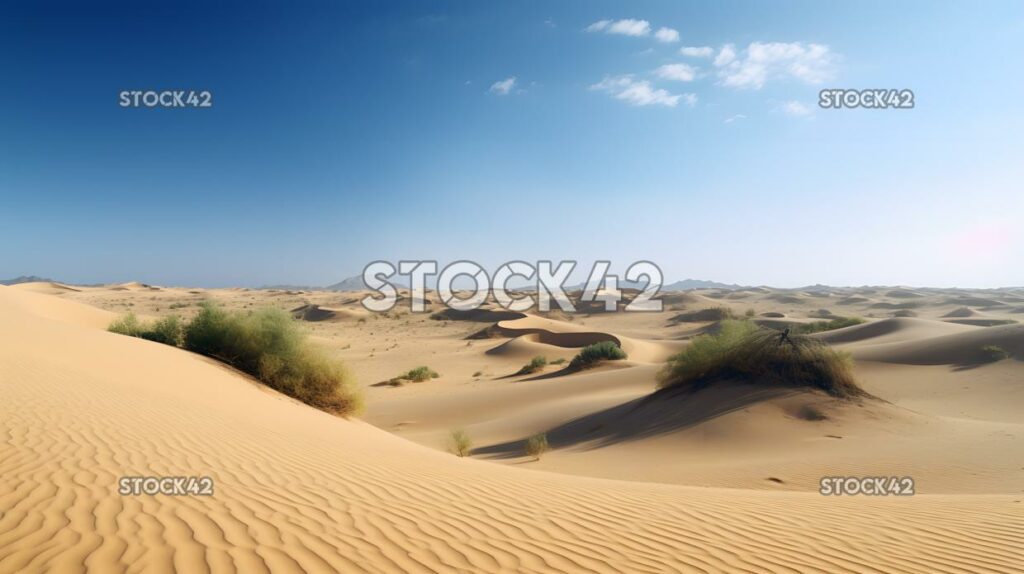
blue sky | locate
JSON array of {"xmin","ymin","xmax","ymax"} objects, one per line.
[{"xmin": 1, "ymin": 1, "xmax": 1022, "ymax": 288}]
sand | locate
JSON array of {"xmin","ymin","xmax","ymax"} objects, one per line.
[{"xmin": 1, "ymin": 282, "xmax": 1022, "ymax": 573}]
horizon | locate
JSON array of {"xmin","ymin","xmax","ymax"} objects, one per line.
[{"xmin": 2, "ymin": 1, "xmax": 1023, "ymax": 288}]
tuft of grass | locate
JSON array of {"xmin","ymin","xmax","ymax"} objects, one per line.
[
  {"xmin": 657, "ymin": 320, "xmax": 863, "ymax": 398},
  {"xmin": 550, "ymin": 357, "xmax": 566, "ymax": 365},
  {"xmin": 745, "ymin": 308, "xmax": 756, "ymax": 318},
  {"xmin": 448, "ymin": 429, "xmax": 473, "ymax": 457},
  {"xmin": 569, "ymin": 341, "xmax": 627, "ymax": 370},
  {"xmin": 980, "ymin": 345, "xmax": 1010, "ymax": 363},
  {"xmin": 525, "ymin": 433, "xmax": 550, "ymax": 460},
  {"xmin": 516, "ymin": 356, "xmax": 547, "ymax": 375},
  {"xmin": 792, "ymin": 316, "xmax": 865, "ymax": 335},
  {"xmin": 401, "ymin": 366, "xmax": 440, "ymax": 382}
]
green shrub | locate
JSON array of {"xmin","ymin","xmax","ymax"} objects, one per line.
[
  {"xmin": 516, "ymin": 356, "xmax": 547, "ymax": 375},
  {"xmin": 402, "ymin": 366, "xmax": 440, "ymax": 382},
  {"xmin": 141, "ymin": 315, "xmax": 183, "ymax": 346},
  {"xmin": 569, "ymin": 341, "xmax": 627, "ymax": 370},
  {"xmin": 792, "ymin": 316, "xmax": 865, "ymax": 335},
  {"xmin": 108, "ymin": 312, "xmax": 144, "ymax": 337},
  {"xmin": 657, "ymin": 320, "xmax": 863, "ymax": 398},
  {"xmin": 449, "ymin": 429, "xmax": 473, "ymax": 457},
  {"xmin": 525, "ymin": 433, "xmax": 550, "ymax": 460},
  {"xmin": 550, "ymin": 358, "xmax": 566, "ymax": 365},
  {"xmin": 980, "ymin": 345, "xmax": 1010, "ymax": 362},
  {"xmin": 176, "ymin": 303, "xmax": 362, "ymax": 415}
]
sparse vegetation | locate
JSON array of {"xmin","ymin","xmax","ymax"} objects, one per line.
[
  {"xmin": 109, "ymin": 304, "xmax": 362, "ymax": 416},
  {"xmin": 403, "ymin": 366, "xmax": 440, "ymax": 382},
  {"xmin": 449, "ymin": 429, "xmax": 473, "ymax": 457},
  {"xmin": 745, "ymin": 308, "xmax": 756, "ymax": 318},
  {"xmin": 569, "ymin": 341, "xmax": 628, "ymax": 370},
  {"xmin": 525, "ymin": 433, "xmax": 550, "ymax": 460},
  {"xmin": 142, "ymin": 315, "xmax": 184, "ymax": 346},
  {"xmin": 516, "ymin": 356, "xmax": 547, "ymax": 375},
  {"xmin": 550, "ymin": 358, "xmax": 566, "ymax": 365},
  {"xmin": 670, "ymin": 306, "xmax": 735, "ymax": 323},
  {"xmin": 792, "ymin": 316, "xmax": 865, "ymax": 335},
  {"xmin": 980, "ymin": 345, "xmax": 1010, "ymax": 363},
  {"xmin": 108, "ymin": 312, "xmax": 144, "ymax": 337},
  {"xmin": 657, "ymin": 320, "xmax": 863, "ymax": 398}
]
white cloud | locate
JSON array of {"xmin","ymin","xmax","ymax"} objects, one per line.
[
  {"xmin": 714, "ymin": 44, "xmax": 736, "ymax": 67},
  {"xmin": 590, "ymin": 75, "xmax": 681, "ymax": 107},
  {"xmin": 489, "ymin": 76, "xmax": 517, "ymax": 95},
  {"xmin": 680, "ymin": 46, "xmax": 714, "ymax": 57},
  {"xmin": 724, "ymin": 114, "xmax": 747, "ymax": 124},
  {"xmin": 654, "ymin": 27, "xmax": 679, "ymax": 43},
  {"xmin": 715, "ymin": 42, "xmax": 835, "ymax": 89},
  {"xmin": 681, "ymin": 93, "xmax": 698, "ymax": 107},
  {"xmin": 655, "ymin": 63, "xmax": 698, "ymax": 82},
  {"xmin": 586, "ymin": 18, "xmax": 651, "ymax": 37},
  {"xmin": 781, "ymin": 100, "xmax": 813, "ymax": 117}
]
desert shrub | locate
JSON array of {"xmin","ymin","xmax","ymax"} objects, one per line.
[
  {"xmin": 180, "ymin": 303, "xmax": 361, "ymax": 416},
  {"xmin": 517, "ymin": 356, "xmax": 547, "ymax": 375},
  {"xmin": 980, "ymin": 345, "xmax": 1010, "ymax": 362},
  {"xmin": 449, "ymin": 429, "xmax": 473, "ymax": 457},
  {"xmin": 657, "ymin": 320, "xmax": 863, "ymax": 398},
  {"xmin": 569, "ymin": 341, "xmax": 627, "ymax": 370},
  {"xmin": 550, "ymin": 358, "xmax": 566, "ymax": 365},
  {"xmin": 792, "ymin": 316, "xmax": 865, "ymax": 335},
  {"xmin": 108, "ymin": 312, "xmax": 145, "ymax": 337},
  {"xmin": 525, "ymin": 433, "xmax": 550, "ymax": 460},
  {"xmin": 141, "ymin": 315, "xmax": 183, "ymax": 346},
  {"xmin": 671, "ymin": 306, "xmax": 735, "ymax": 322},
  {"xmin": 402, "ymin": 366, "xmax": 440, "ymax": 382},
  {"xmin": 745, "ymin": 308, "xmax": 756, "ymax": 318}
]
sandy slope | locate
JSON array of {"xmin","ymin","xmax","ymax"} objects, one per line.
[
  {"xmin": 3, "ymin": 285, "xmax": 1022, "ymax": 573},
  {"xmin": 2, "ymin": 288, "xmax": 1024, "ymax": 568}
]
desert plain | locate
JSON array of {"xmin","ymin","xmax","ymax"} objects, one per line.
[{"xmin": 0, "ymin": 279, "xmax": 1022, "ymax": 573}]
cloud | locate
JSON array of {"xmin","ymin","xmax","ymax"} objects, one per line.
[
  {"xmin": 489, "ymin": 76, "xmax": 517, "ymax": 95},
  {"xmin": 714, "ymin": 44, "xmax": 737, "ymax": 67},
  {"xmin": 655, "ymin": 63, "xmax": 698, "ymax": 82},
  {"xmin": 586, "ymin": 19, "xmax": 651, "ymax": 37},
  {"xmin": 781, "ymin": 100, "xmax": 813, "ymax": 117},
  {"xmin": 544, "ymin": 18, "xmax": 556, "ymax": 29},
  {"xmin": 590, "ymin": 75, "xmax": 682, "ymax": 107},
  {"xmin": 715, "ymin": 42, "xmax": 835, "ymax": 89},
  {"xmin": 681, "ymin": 93, "xmax": 698, "ymax": 107},
  {"xmin": 680, "ymin": 46, "xmax": 714, "ymax": 57},
  {"xmin": 724, "ymin": 114, "xmax": 747, "ymax": 124},
  {"xmin": 654, "ymin": 27, "xmax": 679, "ymax": 43}
]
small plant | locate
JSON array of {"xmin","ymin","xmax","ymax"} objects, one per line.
[
  {"xmin": 449, "ymin": 429, "xmax": 473, "ymax": 457},
  {"xmin": 516, "ymin": 356, "xmax": 547, "ymax": 375},
  {"xmin": 569, "ymin": 341, "xmax": 627, "ymax": 370},
  {"xmin": 472, "ymin": 371, "xmax": 483, "ymax": 377},
  {"xmin": 403, "ymin": 366, "xmax": 440, "ymax": 382},
  {"xmin": 525, "ymin": 433, "xmax": 550, "ymax": 460},
  {"xmin": 792, "ymin": 316, "xmax": 865, "ymax": 335},
  {"xmin": 745, "ymin": 308, "xmax": 756, "ymax": 318},
  {"xmin": 550, "ymin": 358, "xmax": 566, "ymax": 365},
  {"xmin": 980, "ymin": 345, "xmax": 1010, "ymax": 363}
]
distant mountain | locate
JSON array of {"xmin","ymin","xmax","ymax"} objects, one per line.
[
  {"xmin": 325, "ymin": 275, "xmax": 370, "ymax": 291},
  {"xmin": 0, "ymin": 275, "xmax": 56, "ymax": 286},
  {"xmin": 661, "ymin": 279, "xmax": 747, "ymax": 291}
]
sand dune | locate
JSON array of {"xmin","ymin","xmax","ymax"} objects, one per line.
[{"xmin": 3, "ymin": 286, "xmax": 1022, "ymax": 573}]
